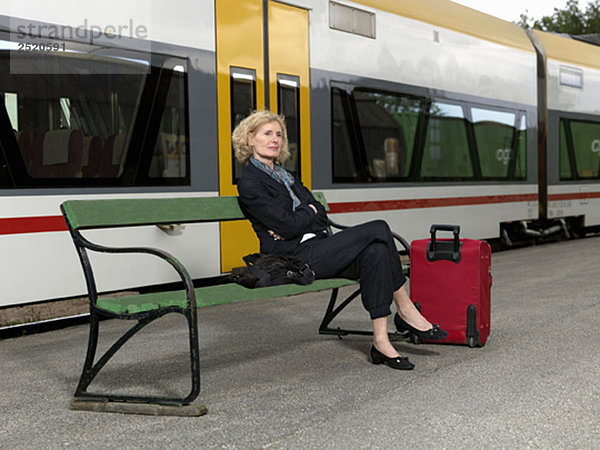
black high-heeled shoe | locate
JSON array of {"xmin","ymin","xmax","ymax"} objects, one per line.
[
  {"xmin": 370, "ymin": 346, "xmax": 414, "ymax": 370},
  {"xmin": 394, "ymin": 313, "xmax": 449, "ymax": 340}
]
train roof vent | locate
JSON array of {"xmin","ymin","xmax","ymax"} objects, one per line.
[
  {"xmin": 329, "ymin": 1, "xmax": 376, "ymax": 39},
  {"xmin": 559, "ymin": 66, "xmax": 583, "ymax": 89}
]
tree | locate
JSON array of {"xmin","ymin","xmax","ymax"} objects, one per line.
[{"xmin": 517, "ymin": 0, "xmax": 600, "ymax": 34}]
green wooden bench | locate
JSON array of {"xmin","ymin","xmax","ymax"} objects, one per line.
[{"xmin": 61, "ymin": 193, "xmax": 409, "ymax": 416}]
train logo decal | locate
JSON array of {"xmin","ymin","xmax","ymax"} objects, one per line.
[{"xmin": 496, "ymin": 148, "xmax": 512, "ymax": 165}]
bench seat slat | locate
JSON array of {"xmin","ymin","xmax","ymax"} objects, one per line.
[
  {"xmin": 96, "ymin": 278, "xmax": 357, "ymax": 315},
  {"xmin": 62, "ymin": 197, "xmax": 246, "ymax": 230}
]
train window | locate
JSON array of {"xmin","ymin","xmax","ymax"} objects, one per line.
[
  {"xmin": 277, "ymin": 74, "xmax": 300, "ymax": 176},
  {"xmin": 59, "ymin": 98, "xmax": 71, "ymax": 128},
  {"xmin": 471, "ymin": 107, "xmax": 526, "ymax": 180},
  {"xmin": 230, "ymin": 67, "xmax": 257, "ymax": 183},
  {"xmin": 331, "ymin": 87, "xmax": 361, "ymax": 182},
  {"xmin": 559, "ymin": 119, "xmax": 575, "ymax": 180},
  {"xmin": 330, "ymin": 84, "xmax": 528, "ymax": 183},
  {"xmin": 0, "ymin": 99, "xmax": 10, "ymax": 185},
  {"xmin": 331, "ymin": 86, "xmax": 421, "ymax": 183},
  {"xmin": 0, "ymin": 36, "xmax": 190, "ymax": 187},
  {"xmin": 352, "ymin": 90, "xmax": 419, "ymax": 180},
  {"xmin": 569, "ymin": 120, "xmax": 600, "ymax": 179},
  {"xmin": 4, "ymin": 92, "xmax": 18, "ymax": 129},
  {"xmin": 148, "ymin": 63, "xmax": 188, "ymax": 179},
  {"xmin": 0, "ymin": 152, "xmax": 8, "ymax": 185},
  {"xmin": 515, "ymin": 114, "xmax": 527, "ymax": 179},
  {"xmin": 421, "ymin": 102, "xmax": 472, "ymax": 179}
]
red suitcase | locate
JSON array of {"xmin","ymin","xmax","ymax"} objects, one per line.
[{"xmin": 408, "ymin": 224, "xmax": 492, "ymax": 347}]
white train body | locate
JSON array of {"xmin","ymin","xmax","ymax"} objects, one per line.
[{"xmin": 0, "ymin": 0, "xmax": 598, "ymax": 308}]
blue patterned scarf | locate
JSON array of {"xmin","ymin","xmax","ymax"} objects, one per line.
[{"xmin": 250, "ymin": 157, "xmax": 301, "ymax": 211}]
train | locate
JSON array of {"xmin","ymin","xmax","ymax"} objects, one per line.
[{"xmin": 1, "ymin": 0, "xmax": 599, "ymax": 309}]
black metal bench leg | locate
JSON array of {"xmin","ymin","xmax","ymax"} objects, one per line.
[
  {"xmin": 319, "ymin": 288, "xmax": 341, "ymax": 333},
  {"xmin": 75, "ymin": 310, "xmax": 101, "ymax": 396},
  {"xmin": 71, "ymin": 309, "xmax": 206, "ymax": 415},
  {"xmin": 75, "ymin": 314, "xmax": 153, "ymax": 399},
  {"xmin": 182, "ymin": 309, "xmax": 201, "ymax": 405},
  {"xmin": 318, "ymin": 287, "xmax": 407, "ymax": 340},
  {"xmin": 319, "ymin": 287, "xmax": 374, "ymax": 337}
]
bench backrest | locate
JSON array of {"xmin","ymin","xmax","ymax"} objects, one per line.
[{"xmin": 61, "ymin": 192, "xmax": 329, "ymax": 230}]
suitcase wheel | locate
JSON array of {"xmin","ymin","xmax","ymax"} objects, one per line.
[{"xmin": 466, "ymin": 305, "xmax": 481, "ymax": 348}]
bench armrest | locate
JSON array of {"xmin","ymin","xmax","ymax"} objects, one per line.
[
  {"xmin": 74, "ymin": 231, "xmax": 197, "ymax": 310},
  {"xmin": 327, "ymin": 218, "xmax": 410, "ymax": 256}
]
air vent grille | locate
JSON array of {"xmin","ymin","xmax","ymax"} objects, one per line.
[{"xmin": 329, "ymin": 1, "xmax": 376, "ymax": 39}]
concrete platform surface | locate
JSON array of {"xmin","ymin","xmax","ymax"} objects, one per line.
[{"xmin": 1, "ymin": 237, "xmax": 599, "ymax": 448}]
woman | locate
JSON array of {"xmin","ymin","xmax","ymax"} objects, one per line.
[{"xmin": 233, "ymin": 110, "xmax": 447, "ymax": 370}]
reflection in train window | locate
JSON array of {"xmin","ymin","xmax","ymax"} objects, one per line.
[
  {"xmin": 471, "ymin": 107, "xmax": 526, "ymax": 180},
  {"xmin": 277, "ymin": 74, "xmax": 300, "ymax": 176},
  {"xmin": 560, "ymin": 118, "xmax": 600, "ymax": 180},
  {"xmin": 422, "ymin": 102, "xmax": 472, "ymax": 178},
  {"xmin": 230, "ymin": 67, "xmax": 257, "ymax": 183},
  {"xmin": 331, "ymin": 83, "xmax": 530, "ymax": 183},
  {"xmin": 515, "ymin": 114, "xmax": 527, "ymax": 180},
  {"xmin": 0, "ymin": 151, "xmax": 7, "ymax": 185},
  {"xmin": 331, "ymin": 87, "xmax": 362, "ymax": 182},
  {"xmin": 559, "ymin": 119, "xmax": 575, "ymax": 180},
  {"xmin": 0, "ymin": 39, "xmax": 189, "ymax": 187},
  {"xmin": 332, "ymin": 85, "xmax": 422, "ymax": 182},
  {"xmin": 4, "ymin": 92, "xmax": 18, "ymax": 128},
  {"xmin": 0, "ymin": 92, "xmax": 18, "ymax": 186},
  {"xmin": 570, "ymin": 120, "xmax": 600, "ymax": 179},
  {"xmin": 353, "ymin": 90, "xmax": 419, "ymax": 180},
  {"xmin": 149, "ymin": 64, "xmax": 188, "ymax": 179}
]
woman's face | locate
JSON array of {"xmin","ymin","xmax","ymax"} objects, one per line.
[{"xmin": 249, "ymin": 121, "xmax": 282, "ymax": 166}]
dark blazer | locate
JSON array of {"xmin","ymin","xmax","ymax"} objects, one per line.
[{"xmin": 237, "ymin": 162, "xmax": 329, "ymax": 255}]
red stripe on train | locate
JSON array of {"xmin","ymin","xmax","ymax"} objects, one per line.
[
  {"xmin": 2, "ymin": 191, "xmax": 599, "ymax": 235},
  {"xmin": 328, "ymin": 193, "xmax": 538, "ymax": 214},
  {"xmin": 0, "ymin": 216, "xmax": 68, "ymax": 235},
  {"xmin": 548, "ymin": 192, "xmax": 600, "ymax": 201}
]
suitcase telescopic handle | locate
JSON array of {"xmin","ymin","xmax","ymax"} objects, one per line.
[{"xmin": 428, "ymin": 224, "xmax": 461, "ymax": 263}]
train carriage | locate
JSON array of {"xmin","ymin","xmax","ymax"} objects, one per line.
[
  {"xmin": 531, "ymin": 29, "xmax": 600, "ymax": 229},
  {"xmin": 308, "ymin": 0, "xmax": 538, "ymax": 244},
  {"xmin": 0, "ymin": 1, "xmax": 221, "ymax": 306},
  {"xmin": 0, "ymin": 0, "xmax": 598, "ymax": 310}
]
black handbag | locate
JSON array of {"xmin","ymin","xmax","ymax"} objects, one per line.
[{"xmin": 231, "ymin": 253, "xmax": 315, "ymax": 288}]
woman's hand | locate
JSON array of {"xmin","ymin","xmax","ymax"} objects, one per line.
[{"xmin": 268, "ymin": 229, "xmax": 285, "ymax": 241}]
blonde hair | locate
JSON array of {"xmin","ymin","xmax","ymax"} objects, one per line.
[{"xmin": 232, "ymin": 110, "xmax": 289, "ymax": 164}]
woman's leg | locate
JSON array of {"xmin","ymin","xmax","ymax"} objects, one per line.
[
  {"xmin": 372, "ymin": 316, "xmax": 399, "ymax": 357},
  {"xmin": 393, "ymin": 285, "xmax": 432, "ymax": 331},
  {"xmin": 296, "ymin": 220, "xmax": 428, "ymax": 357},
  {"xmin": 345, "ymin": 242, "xmax": 405, "ymax": 358},
  {"xmin": 330, "ymin": 221, "xmax": 432, "ymax": 333},
  {"xmin": 373, "ymin": 286, "xmax": 437, "ymax": 359},
  {"xmin": 295, "ymin": 222, "xmax": 404, "ymax": 317}
]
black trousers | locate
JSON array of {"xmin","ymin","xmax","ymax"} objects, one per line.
[{"xmin": 292, "ymin": 220, "xmax": 407, "ymax": 319}]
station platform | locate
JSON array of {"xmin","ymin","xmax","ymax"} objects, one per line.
[{"xmin": 1, "ymin": 237, "xmax": 599, "ymax": 448}]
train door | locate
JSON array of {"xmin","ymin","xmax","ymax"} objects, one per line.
[{"xmin": 215, "ymin": 0, "xmax": 311, "ymax": 272}]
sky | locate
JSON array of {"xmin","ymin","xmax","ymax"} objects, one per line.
[{"xmin": 450, "ymin": 0, "xmax": 591, "ymax": 23}]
